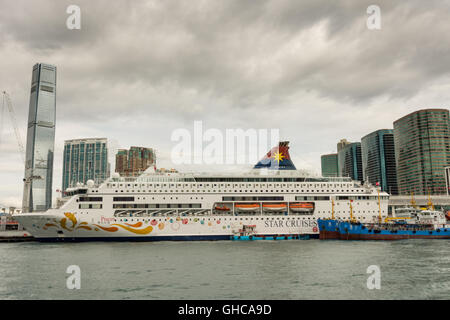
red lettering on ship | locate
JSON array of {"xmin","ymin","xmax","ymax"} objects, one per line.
[{"xmin": 101, "ymin": 216, "xmax": 115, "ymax": 224}]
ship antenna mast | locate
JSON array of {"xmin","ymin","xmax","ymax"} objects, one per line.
[
  {"xmin": 410, "ymin": 191, "xmax": 417, "ymax": 209},
  {"xmin": 349, "ymin": 200, "xmax": 355, "ymax": 223},
  {"xmin": 377, "ymin": 187, "xmax": 382, "ymax": 223},
  {"xmin": 427, "ymin": 189, "xmax": 434, "ymax": 210},
  {"xmin": 331, "ymin": 199, "xmax": 335, "ymax": 220}
]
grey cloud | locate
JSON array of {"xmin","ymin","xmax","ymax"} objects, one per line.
[
  {"xmin": 1, "ymin": 0, "xmax": 450, "ymax": 207},
  {"xmin": 2, "ymin": 0, "xmax": 448, "ymax": 116}
]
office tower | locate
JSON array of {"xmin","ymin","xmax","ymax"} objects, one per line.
[
  {"xmin": 321, "ymin": 153, "xmax": 339, "ymax": 177},
  {"xmin": 337, "ymin": 139, "xmax": 351, "ymax": 152},
  {"xmin": 338, "ymin": 142, "xmax": 363, "ymax": 182},
  {"xmin": 22, "ymin": 63, "xmax": 57, "ymax": 212},
  {"xmin": 394, "ymin": 109, "xmax": 450, "ymax": 195},
  {"xmin": 361, "ymin": 129, "xmax": 398, "ymax": 194},
  {"xmin": 115, "ymin": 146, "xmax": 156, "ymax": 176},
  {"xmin": 62, "ymin": 138, "xmax": 110, "ymax": 191}
]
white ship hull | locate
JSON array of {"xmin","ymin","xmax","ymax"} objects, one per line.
[{"xmin": 15, "ymin": 210, "xmax": 320, "ymax": 241}]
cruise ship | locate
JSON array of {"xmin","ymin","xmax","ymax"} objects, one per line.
[{"xmin": 14, "ymin": 142, "xmax": 389, "ymax": 241}]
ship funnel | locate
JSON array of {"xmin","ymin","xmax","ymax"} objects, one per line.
[{"xmin": 253, "ymin": 141, "xmax": 296, "ymax": 170}]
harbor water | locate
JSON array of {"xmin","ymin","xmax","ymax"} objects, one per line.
[{"xmin": 0, "ymin": 240, "xmax": 449, "ymax": 300}]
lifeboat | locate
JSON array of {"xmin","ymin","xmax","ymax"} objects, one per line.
[
  {"xmin": 290, "ymin": 202, "xmax": 314, "ymax": 212},
  {"xmin": 214, "ymin": 205, "xmax": 230, "ymax": 211},
  {"xmin": 235, "ymin": 203, "xmax": 260, "ymax": 212},
  {"xmin": 446, "ymin": 211, "xmax": 450, "ymax": 221},
  {"xmin": 262, "ymin": 203, "xmax": 287, "ymax": 212}
]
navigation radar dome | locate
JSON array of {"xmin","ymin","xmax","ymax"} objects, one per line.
[{"xmin": 86, "ymin": 180, "xmax": 95, "ymax": 187}]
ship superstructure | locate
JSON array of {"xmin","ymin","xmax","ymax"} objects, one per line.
[{"xmin": 14, "ymin": 142, "xmax": 390, "ymax": 241}]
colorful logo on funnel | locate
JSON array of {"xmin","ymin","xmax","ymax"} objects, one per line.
[{"xmin": 253, "ymin": 141, "xmax": 296, "ymax": 170}]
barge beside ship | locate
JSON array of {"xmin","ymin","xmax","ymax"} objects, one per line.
[{"xmin": 318, "ymin": 207, "xmax": 450, "ymax": 240}]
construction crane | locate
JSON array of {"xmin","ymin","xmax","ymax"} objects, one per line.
[
  {"xmin": 1, "ymin": 91, "xmax": 45, "ymax": 175},
  {"xmin": 2, "ymin": 91, "xmax": 25, "ymax": 162}
]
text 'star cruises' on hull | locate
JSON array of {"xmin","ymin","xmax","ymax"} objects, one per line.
[{"xmin": 14, "ymin": 142, "xmax": 390, "ymax": 241}]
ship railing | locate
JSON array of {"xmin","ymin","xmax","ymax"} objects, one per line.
[
  {"xmin": 149, "ymin": 210, "xmax": 177, "ymax": 216},
  {"xmin": 180, "ymin": 209, "xmax": 212, "ymax": 216},
  {"xmin": 130, "ymin": 210, "xmax": 147, "ymax": 216},
  {"xmin": 194, "ymin": 209, "xmax": 211, "ymax": 216},
  {"xmin": 113, "ymin": 208, "xmax": 216, "ymax": 218}
]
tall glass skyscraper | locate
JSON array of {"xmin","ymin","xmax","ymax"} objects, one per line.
[
  {"xmin": 394, "ymin": 109, "xmax": 450, "ymax": 195},
  {"xmin": 361, "ymin": 129, "xmax": 398, "ymax": 194},
  {"xmin": 338, "ymin": 142, "xmax": 363, "ymax": 182},
  {"xmin": 62, "ymin": 138, "xmax": 110, "ymax": 192},
  {"xmin": 321, "ymin": 153, "xmax": 339, "ymax": 177},
  {"xmin": 22, "ymin": 63, "xmax": 57, "ymax": 212}
]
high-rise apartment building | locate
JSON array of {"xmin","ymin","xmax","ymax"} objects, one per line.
[
  {"xmin": 115, "ymin": 146, "xmax": 155, "ymax": 176},
  {"xmin": 62, "ymin": 138, "xmax": 110, "ymax": 191},
  {"xmin": 393, "ymin": 109, "xmax": 450, "ymax": 195},
  {"xmin": 22, "ymin": 63, "xmax": 57, "ymax": 212},
  {"xmin": 115, "ymin": 149, "xmax": 128, "ymax": 175},
  {"xmin": 361, "ymin": 129, "xmax": 398, "ymax": 194}
]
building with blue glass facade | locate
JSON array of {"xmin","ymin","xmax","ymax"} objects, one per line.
[
  {"xmin": 62, "ymin": 138, "xmax": 110, "ymax": 192},
  {"xmin": 361, "ymin": 129, "xmax": 398, "ymax": 194},
  {"xmin": 394, "ymin": 109, "xmax": 450, "ymax": 195},
  {"xmin": 22, "ymin": 63, "xmax": 56, "ymax": 212},
  {"xmin": 338, "ymin": 142, "xmax": 363, "ymax": 182},
  {"xmin": 321, "ymin": 153, "xmax": 339, "ymax": 177}
]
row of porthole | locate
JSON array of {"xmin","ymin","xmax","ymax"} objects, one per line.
[
  {"xmin": 109, "ymin": 183, "xmax": 356, "ymax": 188},
  {"xmin": 111, "ymin": 183, "xmax": 355, "ymax": 188},
  {"xmin": 127, "ymin": 196, "xmax": 378, "ymax": 202},
  {"xmin": 111, "ymin": 216, "xmax": 320, "ymax": 223},
  {"xmin": 111, "ymin": 189, "xmax": 360, "ymax": 194},
  {"xmin": 76, "ymin": 211, "xmax": 384, "ymax": 219}
]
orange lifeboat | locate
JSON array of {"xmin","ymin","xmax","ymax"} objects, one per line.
[
  {"xmin": 235, "ymin": 203, "xmax": 260, "ymax": 212},
  {"xmin": 215, "ymin": 205, "xmax": 230, "ymax": 211},
  {"xmin": 290, "ymin": 202, "xmax": 314, "ymax": 212},
  {"xmin": 446, "ymin": 210, "xmax": 450, "ymax": 221},
  {"xmin": 262, "ymin": 203, "xmax": 287, "ymax": 212}
]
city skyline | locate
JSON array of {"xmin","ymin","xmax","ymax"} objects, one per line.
[{"xmin": 1, "ymin": 1, "xmax": 450, "ymax": 207}]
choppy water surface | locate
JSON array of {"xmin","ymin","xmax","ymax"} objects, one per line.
[{"xmin": 0, "ymin": 240, "xmax": 449, "ymax": 299}]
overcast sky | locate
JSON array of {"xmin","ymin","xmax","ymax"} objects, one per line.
[{"xmin": 1, "ymin": 0, "xmax": 450, "ymax": 208}]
